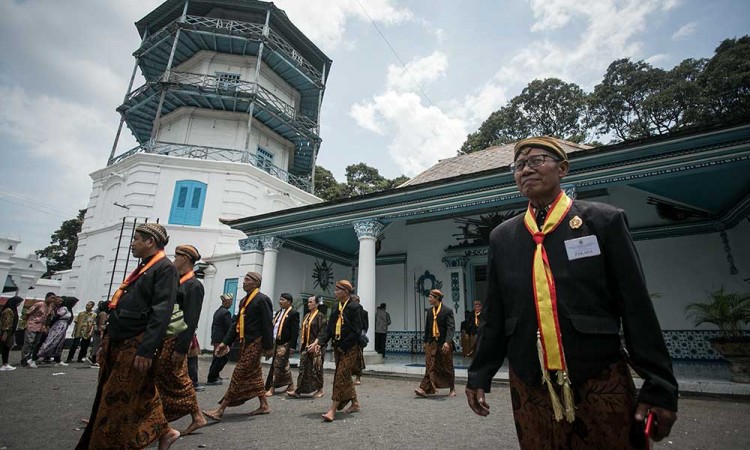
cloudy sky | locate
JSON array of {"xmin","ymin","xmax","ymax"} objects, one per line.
[{"xmin": 0, "ymin": 0, "xmax": 748, "ymax": 256}]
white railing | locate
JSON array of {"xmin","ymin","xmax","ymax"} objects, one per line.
[{"xmin": 109, "ymin": 141, "xmax": 312, "ymax": 192}]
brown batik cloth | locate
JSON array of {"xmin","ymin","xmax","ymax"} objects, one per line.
[
  {"xmin": 76, "ymin": 334, "xmax": 168, "ymax": 450},
  {"xmin": 419, "ymin": 342, "xmax": 455, "ymax": 394},
  {"xmin": 353, "ymin": 345, "xmax": 366, "ymax": 377},
  {"xmin": 296, "ymin": 349, "xmax": 324, "ymax": 394},
  {"xmin": 332, "ymin": 346, "xmax": 359, "ymax": 403},
  {"xmin": 462, "ymin": 334, "xmax": 477, "ymax": 358},
  {"xmin": 509, "ymin": 359, "xmax": 647, "ymax": 450},
  {"xmin": 220, "ymin": 337, "xmax": 265, "ymax": 407},
  {"xmin": 155, "ymin": 337, "xmax": 200, "ymax": 422},
  {"xmin": 265, "ymin": 342, "xmax": 293, "ymax": 390}
]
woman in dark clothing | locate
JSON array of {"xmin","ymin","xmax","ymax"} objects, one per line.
[{"xmin": 1, "ymin": 296, "xmax": 24, "ymax": 371}]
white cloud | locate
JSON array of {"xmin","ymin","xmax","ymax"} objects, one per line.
[
  {"xmin": 672, "ymin": 21, "xmax": 698, "ymax": 40},
  {"xmin": 351, "ymin": 0, "xmax": 679, "ymax": 177},
  {"xmin": 0, "ymin": 86, "xmax": 110, "ymax": 182},
  {"xmin": 386, "ymin": 51, "xmax": 448, "ymax": 92},
  {"xmin": 273, "ymin": 0, "xmax": 413, "ymax": 50}
]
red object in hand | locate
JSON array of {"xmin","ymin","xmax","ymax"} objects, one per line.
[{"xmin": 644, "ymin": 411, "xmax": 655, "ymax": 449}]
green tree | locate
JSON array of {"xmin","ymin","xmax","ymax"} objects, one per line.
[
  {"xmin": 695, "ymin": 36, "xmax": 750, "ymax": 123},
  {"xmin": 590, "ymin": 59, "xmax": 668, "ymax": 141},
  {"xmin": 314, "ymin": 165, "xmax": 344, "ymax": 201},
  {"xmin": 459, "ymin": 78, "xmax": 589, "ymax": 154},
  {"xmin": 35, "ymin": 209, "xmax": 85, "ymax": 277}
]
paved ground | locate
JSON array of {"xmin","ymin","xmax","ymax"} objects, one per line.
[{"xmin": 0, "ymin": 354, "xmax": 748, "ymax": 449}]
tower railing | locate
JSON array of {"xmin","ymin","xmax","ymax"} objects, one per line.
[
  {"xmin": 135, "ymin": 15, "xmax": 323, "ymax": 85},
  {"xmin": 109, "ymin": 141, "xmax": 313, "ymax": 192},
  {"xmin": 124, "ymin": 70, "xmax": 318, "ymax": 133}
]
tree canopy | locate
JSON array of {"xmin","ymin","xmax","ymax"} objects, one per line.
[
  {"xmin": 35, "ymin": 209, "xmax": 85, "ymax": 277},
  {"xmin": 460, "ymin": 36, "xmax": 750, "ymax": 154},
  {"xmin": 314, "ymin": 163, "xmax": 408, "ymax": 202}
]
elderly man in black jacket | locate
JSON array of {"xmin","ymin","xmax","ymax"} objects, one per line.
[
  {"xmin": 77, "ymin": 223, "xmax": 180, "ymax": 450},
  {"xmin": 265, "ymin": 293, "xmax": 300, "ymax": 395},
  {"xmin": 206, "ymin": 293, "xmax": 234, "ymax": 385},
  {"xmin": 466, "ymin": 137, "xmax": 678, "ymax": 449},
  {"xmin": 204, "ymin": 271, "xmax": 274, "ymax": 420}
]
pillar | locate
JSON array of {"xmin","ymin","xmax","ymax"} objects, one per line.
[
  {"xmin": 260, "ymin": 236, "xmax": 283, "ymax": 302},
  {"xmin": 353, "ymin": 219, "xmax": 384, "ymax": 364},
  {"xmin": 199, "ymin": 264, "xmax": 217, "ymax": 350}
]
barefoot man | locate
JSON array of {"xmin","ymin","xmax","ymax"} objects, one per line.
[
  {"xmin": 155, "ymin": 244, "xmax": 207, "ymax": 435},
  {"xmin": 203, "ymin": 271, "xmax": 274, "ymax": 420},
  {"xmin": 414, "ymin": 289, "xmax": 457, "ymax": 398},
  {"xmin": 308, "ymin": 280, "xmax": 363, "ymax": 422},
  {"xmin": 77, "ymin": 223, "xmax": 180, "ymax": 450}
]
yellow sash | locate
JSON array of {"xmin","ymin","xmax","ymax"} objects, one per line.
[
  {"xmin": 474, "ymin": 311, "xmax": 480, "ymax": 327},
  {"xmin": 335, "ymin": 299, "xmax": 349, "ymax": 340},
  {"xmin": 109, "ymin": 251, "xmax": 166, "ymax": 309},
  {"xmin": 523, "ymin": 190, "xmax": 575, "ymax": 422},
  {"xmin": 274, "ymin": 307, "xmax": 291, "ymax": 340},
  {"xmin": 236, "ymin": 288, "xmax": 259, "ymax": 343},
  {"xmin": 301, "ymin": 309, "xmax": 319, "ymax": 347},
  {"xmin": 432, "ymin": 303, "xmax": 442, "ymax": 338}
]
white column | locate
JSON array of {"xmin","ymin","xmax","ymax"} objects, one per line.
[
  {"xmin": 353, "ymin": 220, "xmax": 384, "ymax": 364},
  {"xmin": 199, "ymin": 264, "xmax": 217, "ymax": 351},
  {"xmin": 260, "ymin": 236, "xmax": 283, "ymax": 302}
]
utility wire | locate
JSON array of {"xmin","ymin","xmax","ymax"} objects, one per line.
[
  {"xmin": 0, "ymin": 196, "xmax": 72, "ymax": 220},
  {"xmin": 355, "ymin": 0, "xmax": 461, "ymax": 142},
  {"xmin": 0, "ymin": 189, "xmax": 79, "ymax": 218}
]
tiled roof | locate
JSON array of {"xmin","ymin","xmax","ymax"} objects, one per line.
[{"xmin": 400, "ymin": 139, "xmax": 592, "ymax": 187}]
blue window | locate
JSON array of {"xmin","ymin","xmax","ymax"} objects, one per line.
[
  {"xmin": 256, "ymin": 147, "xmax": 275, "ymax": 173},
  {"xmin": 168, "ymin": 180, "xmax": 207, "ymax": 226},
  {"xmin": 223, "ymin": 278, "xmax": 239, "ymax": 314}
]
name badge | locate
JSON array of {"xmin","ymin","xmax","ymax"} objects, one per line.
[{"xmin": 564, "ymin": 235, "xmax": 601, "ymax": 260}]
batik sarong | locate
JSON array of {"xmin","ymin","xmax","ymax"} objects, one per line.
[
  {"xmin": 155, "ymin": 337, "xmax": 199, "ymax": 422},
  {"xmin": 353, "ymin": 345, "xmax": 366, "ymax": 377},
  {"xmin": 462, "ymin": 333, "xmax": 477, "ymax": 357},
  {"xmin": 332, "ymin": 346, "xmax": 359, "ymax": 404},
  {"xmin": 220, "ymin": 337, "xmax": 265, "ymax": 407},
  {"xmin": 265, "ymin": 341, "xmax": 293, "ymax": 390},
  {"xmin": 419, "ymin": 342, "xmax": 455, "ymax": 394},
  {"xmin": 509, "ymin": 359, "xmax": 646, "ymax": 450},
  {"xmin": 296, "ymin": 349, "xmax": 324, "ymax": 394},
  {"xmin": 76, "ymin": 334, "xmax": 168, "ymax": 450}
]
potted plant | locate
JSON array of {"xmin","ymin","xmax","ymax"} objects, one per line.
[{"xmin": 686, "ymin": 287, "xmax": 750, "ymax": 383}]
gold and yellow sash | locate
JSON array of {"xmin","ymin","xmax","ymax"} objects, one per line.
[
  {"xmin": 474, "ymin": 311, "xmax": 480, "ymax": 327},
  {"xmin": 109, "ymin": 250, "xmax": 166, "ymax": 310},
  {"xmin": 432, "ymin": 303, "xmax": 442, "ymax": 338},
  {"xmin": 523, "ymin": 190, "xmax": 575, "ymax": 423},
  {"xmin": 274, "ymin": 307, "xmax": 291, "ymax": 340},
  {"xmin": 236, "ymin": 288, "xmax": 259, "ymax": 343},
  {"xmin": 335, "ymin": 299, "xmax": 349, "ymax": 340},
  {"xmin": 301, "ymin": 309, "xmax": 319, "ymax": 347}
]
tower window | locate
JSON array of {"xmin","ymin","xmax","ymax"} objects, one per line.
[
  {"xmin": 256, "ymin": 147, "xmax": 275, "ymax": 173},
  {"xmin": 169, "ymin": 180, "xmax": 207, "ymax": 226},
  {"xmin": 216, "ymin": 72, "xmax": 241, "ymax": 92}
]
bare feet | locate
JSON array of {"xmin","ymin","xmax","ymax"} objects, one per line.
[
  {"xmin": 180, "ymin": 414, "xmax": 207, "ymax": 435},
  {"xmin": 285, "ymin": 383, "xmax": 295, "ymax": 394},
  {"xmin": 414, "ymin": 388, "xmax": 428, "ymax": 398},
  {"xmin": 202, "ymin": 409, "xmax": 223, "ymax": 422},
  {"xmin": 287, "ymin": 391, "xmax": 302, "ymax": 399},
  {"xmin": 354, "ymin": 378, "xmax": 361, "ymax": 385},
  {"xmin": 80, "ymin": 419, "xmax": 89, "ymax": 424},
  {"xmin": 322, "ymin": 411, "xmax": 335, "ymax": 422},
  {"xmin": 344, "ymin": 403, "xmax": 361, "ymax": 414},
  {"xmin": 158, "ymin": 428, "xmax": 180, "ymax": 450},
  {"xmin": 313, "ymin": 390, "xmax": 324, "ymax": 398},
  {"xmin": 265, "ymin": 389, "xmax": 275, "ymax": 397},
  {"xmin": 249, "ymin": 405, "xmax": 271, "ymax": 416},
  {"xmin": 448, "ymin": 390, "xmax": 457, "ymax": 397}
]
